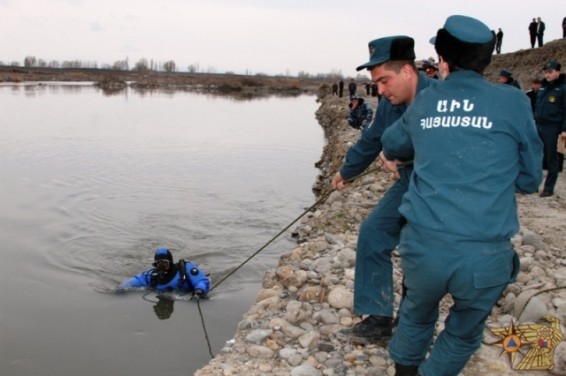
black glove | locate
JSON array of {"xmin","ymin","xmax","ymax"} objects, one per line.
[{"xmin": 194, "ymin": 289, "xmax": 204, "ymax": 299}]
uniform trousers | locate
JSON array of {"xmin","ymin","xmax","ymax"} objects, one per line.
[
  {"xmin": 353, "ymin": 167, "xmax": 410, "ymax": 317},
  {"xmin": 390, "ymin": 225, "xmax": 519, "ymax": 376},
  {"xmin": 537, "ymin": 123, "xmax": 562, "ymax": 193}
]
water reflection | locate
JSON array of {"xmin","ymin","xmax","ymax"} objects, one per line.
[
  {"xmin": 2, "ymin": 81, "xmax": 307, "ymax": 102},
  {"xmin": 151, "ymin": 295, "xmax": 175, "ymax": 320},
  {"xmin": 0, "ymin": 83, "xmax": 323, "ymax": 376}
]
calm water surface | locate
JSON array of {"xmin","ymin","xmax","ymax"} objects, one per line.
[{"xmin": 0, "ymin": 83, "xmax": 324, "ymax": 376}]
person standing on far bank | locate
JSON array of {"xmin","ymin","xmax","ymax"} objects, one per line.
[
  {"xmin": 529, "ymin": 18, "xmax": 538, "ymax": 48},
  {"xmin": 496, "ymin": 28, "xmax": 503, "ymax": 54},
  {"xmin": 537, "ymin": 17, "xmax": 545, "ymax": 47},
  {"xmin": 535, "ymin": 61, "xmax": 566, "ymax": 197},
  {"xmin": 380, "ymin": 15, "xmax": 543, "ymax": 376},
  {"xmin": 348, "ymin": 79, "xmax": 357, "ymax": 99}
]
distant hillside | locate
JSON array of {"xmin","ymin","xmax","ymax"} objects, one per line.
[{"xmin": 484, "ymin": 38, "xmax": 566, "ymax": 88}]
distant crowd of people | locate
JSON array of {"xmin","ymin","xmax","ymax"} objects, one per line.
[{"xmin": 475, "ymin": 16, "xmax": 564, "ymax": 55}]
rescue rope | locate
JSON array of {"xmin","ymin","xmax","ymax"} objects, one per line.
[
  {"xmin": 196, "ymin": 298, "xmax": 214, "ymax": 359},
  {"xmin": 195, "ymin": 166, "xmax": 382, "ymax": 358},
  {"xmin": 208, "ymin": 190, "xmax": 332, "ymax": 292},
  {"xmin": 208, "ymin": 166, "xmax": 381, "ymax": 292}
]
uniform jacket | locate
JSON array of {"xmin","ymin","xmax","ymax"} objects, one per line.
[
  {"xmin": 340, "ymin": 72, "xmax": 435, "ymax": 181},
  {"xmin": 534, "ymin": 73, "xmax": 566, "ymax": 131},
  {"xmin": 537, "ymin": 21, "xmax": 546, "ymax": 35},
  {"xmin": 382, "ymin": 70, "xmax": 543, "ymax": 245},
  {"xmin": 347, "ymin": 100, "xmax": 373, "ymax": 129},
  {"xmin": 119, "ymin": 260, "xmax": 210, "ymax": 294},
  {"xmin": 505, "ymin": 78, "xmax": 521, "ymax": 90},
  {"xmin": 528, "ymin": 21, "xmax": 538, "ymax": 36},
  {"xmin": 526, "ymin": 89, "xmax": 538, "ymax": 113}
]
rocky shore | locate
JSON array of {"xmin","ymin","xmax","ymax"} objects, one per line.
[{"xmin": 194, "ymin": 91, "xmax": 566, "ymax": 376}]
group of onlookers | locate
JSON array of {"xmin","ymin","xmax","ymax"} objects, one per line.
[
  {"xmin": 495, "ymin": 61, "xmax": 565, "ymax": 197},
  {"xmin": 528, "ymin": 17, "xmax": 546, "ymax": 48},
  {"xmin": 492, "ymin": 16, "xmax": 565, "ymax": 55}
]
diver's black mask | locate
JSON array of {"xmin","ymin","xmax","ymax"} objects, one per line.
[{"xmin": 153, "ymin": 259, "xmax": 170, "ymax": 277}]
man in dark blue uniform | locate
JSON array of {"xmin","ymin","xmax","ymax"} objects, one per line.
[
  {"xmin": 347, "ymin": 95, "xmax": 373, "ymax": 130},
  {"xmin": 380, "ymin": 15, "xmax": 543, "ymax": 376},
  {"xmin": 535, "ymin": 61, "xmax": 566, "ymax": 197},
  {"xmin": 496, "ymin": 69, "xmax": 521, "ymax": 89},
  {"xmin": 119, "ymin": 248, "xmax": 210, "ymax": 298},
  {"xmin": 348, "ymin": 80, "xmax": 357, "ymax": 99},
  {"xmin": 331, "ymin": 35, "xmax": 437, "ymax": 341}
]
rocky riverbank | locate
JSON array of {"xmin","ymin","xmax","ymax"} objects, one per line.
[{"xmin": 194, "ymin": 91, "xmax": 566, "ymax": 376}]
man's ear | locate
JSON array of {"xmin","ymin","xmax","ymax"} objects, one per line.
[
  {"xmin": 401, "ymin": 64, "xmax": 413, "ymax": 77},
  {"xmin": 437, "ymin": 56, "xmax": 449, "ymax": 79}
]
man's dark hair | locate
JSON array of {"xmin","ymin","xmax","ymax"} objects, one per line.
[{"xmin": 382, "ymin": 60, "xmax": 418, "ymax": 73}]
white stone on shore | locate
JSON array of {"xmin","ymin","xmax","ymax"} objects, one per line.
[
  {"xmin": 246, "ymin": 345, "xmax": 275, "ymax": 358},
  {"xmin": 282, "ymin": 323, "xmax": 308, "ymax": 339},
  {"xmin": 256, "ymin": 288, "xmax": 280, "ymax": 302},
  {"xmin": 327, "ymin": 286, "xmax": 353, "ymax": 309},
  {"xmin": 313, "ymin": 309, "xmax": 339, "ymax": 325},
  {"xmin": 280, "ymin": 347, "xmax": 298, "ymax": 359},
  {"xmin": 290, "ymin": 365, "xmax": 320, "ymax": 376},
  {"xmin": 245, "ymin": 329, "xmax": 272, "ymax": 344},
  {"xmin": 299, "ymin": 331, "xmax": 320, "ymax": 349},
  {"xmin": 521, "ymin": 230, "xmax": 545, "ymax": 250}
]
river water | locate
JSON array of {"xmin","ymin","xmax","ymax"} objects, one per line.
[{"xmin": 0, "ymin": 83, "xmax": 324, "ymax": 376}]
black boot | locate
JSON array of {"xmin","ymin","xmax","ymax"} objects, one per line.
[
  {"xmin": 395, "ymin": 363, "xmax": 419, "ymax": 376},
  {"xmin": 351, "ymin": 315, "xmax": 394, "ymax": 338}
]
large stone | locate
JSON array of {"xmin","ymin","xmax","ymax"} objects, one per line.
[
  {"xmin": 521, "ymin": 230, "xmax": 545, "ymax": 250},
  {"xmin": 298, "ymin": 286, "xmax": 326, "ymax": 303},
  {"xmin": 299, "ymin": 331, "xmax": 320, "ymax": 349},
  {"xmin": 256, "ymin": 288, "xmax": 280, "ymax": 302},
  {"xmin": 285, "ymin": 303, "xmax": 312, "ymax": 324},
  {"xmin": 518, "ymin": 296, "xmax": 548, "ymax": 322},
  {"xmin": 279, "ymin": 347, "xmax": 298, "ymax": 359},
  {"xmin": 313, "ymin": 308, "xmax": 339, "ymax": 325},
  {"xmin": 327, "ymin": 286, "xmax": 353, "ymax": 309},
  {"xmin": 246, "ymin": 345, "xmax": 275, "ymax": 359},
  {"xmin": 334, "ymin": 247, "xmax": 356, "ymax": 268},
  {"xmin": 276, "ymin": 266, "xmax": 308, "ymax": 288},
  {"xmin": 282, "ymin": 323, "xmax": 307, "ymax": 339},
  {"xmin": 290, "ymin": 365, "xmax": 320, "ymax": 376},
  {"xmin": 245, "ymin": 328, "xmax": 273, "ymax": 344}
]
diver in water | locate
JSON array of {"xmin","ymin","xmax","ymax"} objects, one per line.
[{"xmin": 119, "ymin": 248, "xmax": 210, "ymax": 299}]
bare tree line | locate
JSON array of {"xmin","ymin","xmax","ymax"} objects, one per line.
[
  {"xmin": 3, "ymin": 56, "xmax": 182, "ymax": 73},
  {"xmin": 1, "ymin": 55, "xmax": 346, "ymax": 80}
]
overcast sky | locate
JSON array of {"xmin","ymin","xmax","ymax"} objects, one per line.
[{"xmin": 1, "ymin": 0, "xmax": 563, "ymax": 76}]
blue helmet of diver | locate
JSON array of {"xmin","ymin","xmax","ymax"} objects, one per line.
[{"xmin": 153, "ymin": 248, "xmax": 173, "ymax": 276}]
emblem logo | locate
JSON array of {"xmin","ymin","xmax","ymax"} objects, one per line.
[{"xmin": 488, "ymin": 316, "xmax": 563, "ymax": 371}]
